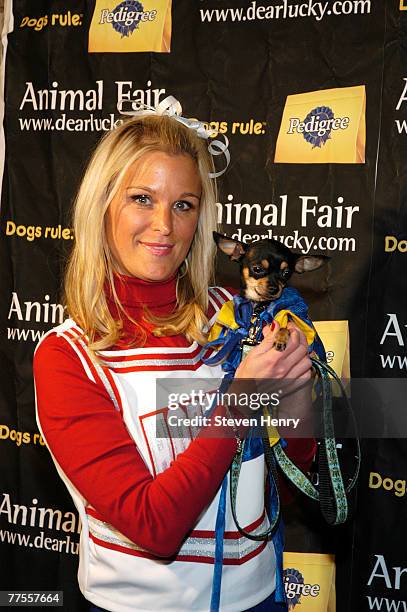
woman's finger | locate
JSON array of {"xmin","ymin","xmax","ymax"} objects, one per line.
[
  {"xmin": 286, "ymin": 357, "xmax": 312, "ymax": 380},
  {"xmin": 286, "ymin": 321, "xmax": 308, "ymax": 347},
  {"xmin": 274, "ymin": 343, "xmax": 309, "ymax": 373}
]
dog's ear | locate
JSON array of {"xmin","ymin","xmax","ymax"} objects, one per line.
[
  {"xmin": 293, "ymin": 254, "xmax": 330, "ymax": 273},
  {"xmin": 213, "ymin": 232, "xmax": 248, "ymax": 262}
]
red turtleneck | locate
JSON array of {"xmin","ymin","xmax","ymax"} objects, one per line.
[
  {"xmin": 106, "ymin": 273, "xmax": 191, "ymax": 348},
  {"xmin": 34, "ymin": 276, "xmax": 315, "ymax": 557}
]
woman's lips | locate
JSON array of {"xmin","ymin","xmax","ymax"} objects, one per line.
[{"xmin": 139, "ymin": 241, "xmax": 174, "ymax": 256}]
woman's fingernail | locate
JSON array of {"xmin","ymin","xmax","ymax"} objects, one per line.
[{"xmin": 271, "ymin": 321, "xmax": 276, "ymax": 330}]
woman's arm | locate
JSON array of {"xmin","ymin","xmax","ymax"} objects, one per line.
[
  {"xmin": 34, "ymin": 334, "xmax": 237, "ymax": 558},
  {"xmin": 34, "ymin": 322, "xmax": 314, "ymax": 557}
]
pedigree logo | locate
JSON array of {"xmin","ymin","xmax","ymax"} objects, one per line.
[
  {"xmin": 275, "ymin": 85, "xmax": 366, "ymax": 163},
  {"xmin": 283, "ymin": 552, "xmax": 335, "ymax": 611},
  {"xmin": 88, "ymin": 0, "xmax": 172, "ymax": 53},
  {"xmin": 287, "ymin": 107, "xmax": 349, "ymax": 149},
  {"xmin": 283, "ymin": 568, "xmax": 321, "ymax": 608}
]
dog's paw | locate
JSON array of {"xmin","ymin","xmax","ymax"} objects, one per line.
[{"xmin": 272, "ymin": 328, "xmax": 290, "ymax": 352}]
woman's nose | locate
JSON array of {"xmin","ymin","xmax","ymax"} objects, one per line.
[{"xmin": 151, "ymin": 205, "xmax": 172, "ymax": 235}]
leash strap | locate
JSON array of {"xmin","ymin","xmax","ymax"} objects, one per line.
[
  {"xmin": 204, "ymin": 295, "xmax": 361, "ymax": 608},
  {"xmin": 272, "ymin": 356, "xmax": 361, "ymax": 525},
  {"xmin": 229, "ymin": 433, "xmax": 281, "ymax": 541},
  {"xmin": 228, "ymin": 429, "xmax": 286, "ymax": 605}
]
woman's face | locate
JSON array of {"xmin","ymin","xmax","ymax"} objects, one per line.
[{"xmin": 106, "ymin": 151, "xmax": 202, "ymax": 282}]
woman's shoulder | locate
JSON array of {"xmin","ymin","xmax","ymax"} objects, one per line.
[
  {"xmin": 33, "ymin": 319, "xmax": 84, "ymax": 372},
  {"xmin": 207, "ymin": 285, "xmax": 238, "ymax": 321},
  {"xmin": 208, "ymin": 285, "xmax": 238, "ymax": 303}
]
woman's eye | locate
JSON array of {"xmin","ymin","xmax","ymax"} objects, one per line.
[
  {"xmin": 130, "ymin": 194, "xmax": 151, "ymax": 206},
  {"xmin": 173, "ymin": 200, "xmax": 192, "ymax": 211}
]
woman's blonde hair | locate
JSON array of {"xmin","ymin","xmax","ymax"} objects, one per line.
[{"xmin": 64, "ymin": 114, "xmax": 218, "ymax": 350}]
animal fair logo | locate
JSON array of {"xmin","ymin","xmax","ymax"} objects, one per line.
[
  {"xmin": 275, "ymin": 85, "xmax": 366, "ymax": 163},
  {"xmin": 379, "ymin": 313, "xmax": 407, "ymax": 371},
  {"xmin": 7, "ymin": 292, "xmax": 66, "ymax": 344},
  {"xmin": 0, "ymin": 492, "xmax": 80, "ymax": 555},
  {"xmin": 367, "ymin": 554, "xmax": 407, "ymax": 610},
  {"xmin": 88, "ymin": 0, "xmax": 172, "ymax": 53}
]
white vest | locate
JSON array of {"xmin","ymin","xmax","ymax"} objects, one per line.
[{"xmin": 35, "ymin": 288, "xmax": 276, "ymax": 612}]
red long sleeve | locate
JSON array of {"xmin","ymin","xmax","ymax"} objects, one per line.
[
  {"xmin": 34, "ymin": 276, "xmax": 316, "ymax": 558},
  {"xmin": 34, "ymin": 334, "xmax": 237, "ymax": 558},
  {"xmin": 34, "ymin": 335, "xmax": 315, "ymax": 557}
]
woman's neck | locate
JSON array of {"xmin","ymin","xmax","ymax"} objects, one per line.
[{"xmin": 111, "ymin": 273, "xmax": 177, "ymax": 309}]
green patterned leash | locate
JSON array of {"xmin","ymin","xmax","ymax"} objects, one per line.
[
  {"xmin": 272, "ymin": 356, "xmax": 361, "ymax": 525},
  {"xmin": 229, "ymin": 434, "xmax": 282, "ymax": 540}
]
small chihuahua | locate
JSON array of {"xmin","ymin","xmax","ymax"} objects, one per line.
[{"xmin": 213, "ymin": 232, "xmax": 329, "ymax": 351}]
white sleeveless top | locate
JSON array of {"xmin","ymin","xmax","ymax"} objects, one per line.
[{"xmin": 35, "ymin": 287, "xmax": 276, "ymax": 612}]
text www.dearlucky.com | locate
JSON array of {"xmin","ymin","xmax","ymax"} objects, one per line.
[
  {"xmin": 0, "ymin": 528, "xmax": 79, "ymax": 554},
  {"xmin": 19, "ymin": 114, "xmax": 121, "ymax": 132},
  {"xmin": 199, "ymin": 0, "xmax": 371, "ymax": 23}
]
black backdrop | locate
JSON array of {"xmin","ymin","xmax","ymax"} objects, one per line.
[{"xmin": 1, "ymin": 1, "xmax": 407, "ymax": 610}]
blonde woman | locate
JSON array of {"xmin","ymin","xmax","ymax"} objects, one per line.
[{"xmin": 34, "ymin": 109, "xmax": 314, "ymax": 612}]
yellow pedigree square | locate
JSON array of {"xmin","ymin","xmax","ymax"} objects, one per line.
[
  {"xmin": 89, "ymin": 0, "xmax": 172, "ymax": 53},
  {"xmin": 313, "ymin": 320, "xmax": 350, "ymax": 380},
  {"xmin": 275, "ymin": 85, "xmax": 366, "ymax": 163},
  {"xmin": 283, "ymin": 552, "xmax": 336, "ymax": 611}
]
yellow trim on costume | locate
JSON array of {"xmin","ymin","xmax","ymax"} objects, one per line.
[
  {"xmin": 273, "ymin": 310, "xmax": 316, "ymax": 347},
  {"xmin": 208, "ymin": 300, "xmax": 238, "ymax": 342},
  {"xmin": 208, "ymin": 301, "xmax": 316, "ymax": 348}
]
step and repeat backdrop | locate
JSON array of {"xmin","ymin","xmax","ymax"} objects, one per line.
[{"xmin": 0, "ymin": 0, "xmax": 407, "ymax": 610}]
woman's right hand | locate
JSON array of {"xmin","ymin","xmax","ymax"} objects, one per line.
[
  {"xmin": 233, "ymin": 321, "xmax": 314, "ymax": 431},
  {"xmin": 234, "ymin": 321, "xmax": 312, "ymax": 381}
]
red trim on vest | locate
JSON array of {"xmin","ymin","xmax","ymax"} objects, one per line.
[
  {"xmin": 64, "ymin": 327, "xmax": 124, "ymax": 415},
  {"xmin": 63, "ymin": 329, "xmax": 103, "ymax": 388},
  {"xmin": 99, "ymin": 343, "xmax": 203, "ymax": 363},
  {"xmin": 190, "ymin": 512, "xmax": 266, "ymax": 540},
  {"xmin": 89, "ymin": 533, "xmax": 267, "ymax": 565},
  {"xmin": 175, "ymin": 541, "xmax": 267, "ymax": 565}
]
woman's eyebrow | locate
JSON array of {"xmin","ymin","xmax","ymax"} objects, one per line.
[
  {"xmin": 181, "ymin": 192, "xmax": 201, "ymax": 200},
  {"xmin": 126, "ymin": 184, "xmax": 154, "ymax": 191},
  {"xmin": 126, "ymin": 187, "xmax": 200, "ymax": 200}
]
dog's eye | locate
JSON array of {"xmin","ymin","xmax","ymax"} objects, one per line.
[
  {"xmin": 281, "ymin": 268, "xmax": 290, "ymax": 279},
  {"xmin": 251, "ymin": 265, "xmax": 264, "ymax": 275}
]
